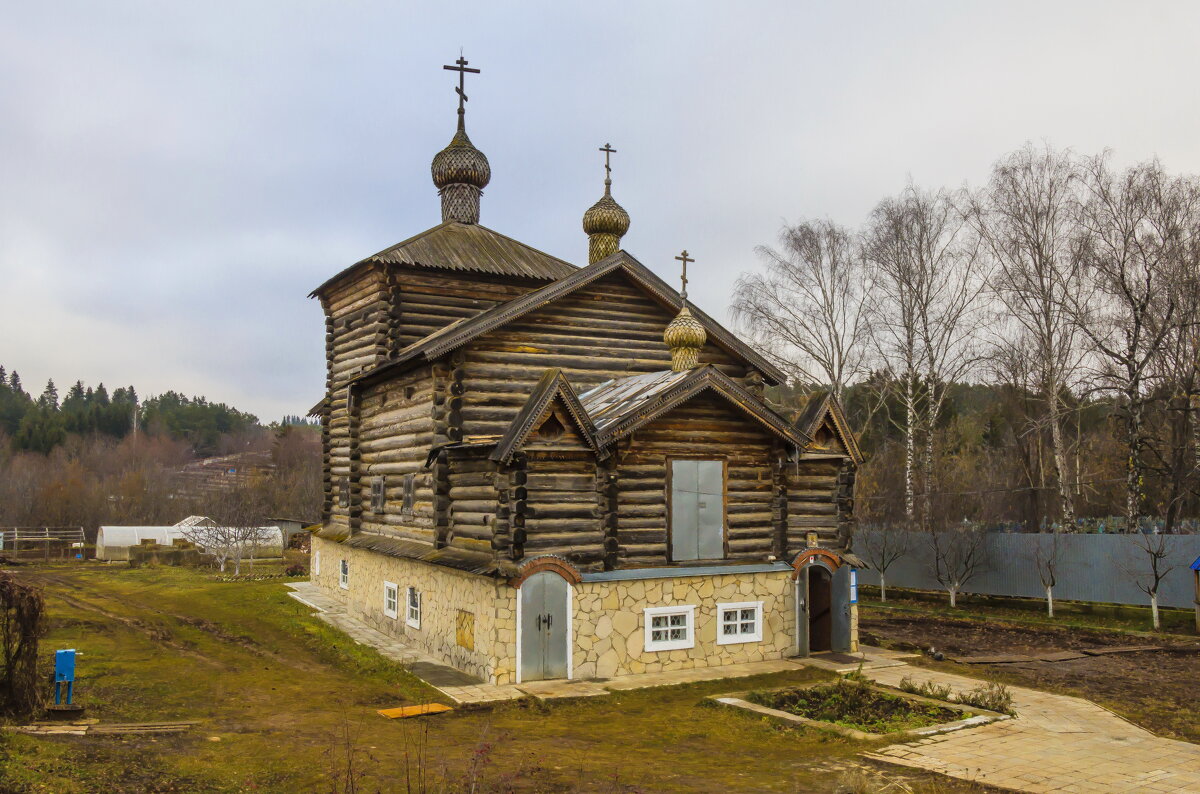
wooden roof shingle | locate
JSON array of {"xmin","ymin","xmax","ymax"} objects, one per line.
[{"xmin": 310, "ymin": 221, "xmax": 576, "ymax": 297}]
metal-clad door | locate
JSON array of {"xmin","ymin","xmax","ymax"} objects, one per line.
[
  {"xmin": 671, "ymin": 460, "xmax": 724, "ymax": 561},
  {"xmin": 671, "ymin": 460, "xmax": 700, "ymax": 560},
  {"xmin": 696, "ymin": 461, "xmax": 725, "ymax": 559},
  {"xmin": 519, "ymin": 571, "xmax": 569, "ymax": 681},
  {"xmin": 831, "ymin": 564, "xmax": 852, "ymax": 653}
]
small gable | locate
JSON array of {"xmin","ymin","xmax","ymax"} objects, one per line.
[
  {"xmin": 491, "ymin": 369, "xmax": 600, "ymax": 463},
  {"xmin": 794, "ymin": 393, "xmax": 863, "ymax": 464}
]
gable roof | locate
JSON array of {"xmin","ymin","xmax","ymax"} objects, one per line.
[
  {"xmin": 793, "ymin": 392, "xmax": 864, "ymax": 464},
  {"xmin": 578, "ymin": 365, "xmax": 809, "ymax": 448},
  {"xmin": 491, "ymin": 368, "xmax": 602, "ymax": 463},
  {"xmin": 353, "ymin": 249, "xmax": 786, "ymax": 387},
  {"xmin": 310, "ymin": 221, "xmax": 577, "ymax": 297}
]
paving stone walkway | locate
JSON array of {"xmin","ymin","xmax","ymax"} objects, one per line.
[{"xmin": 860, "ymin": 664, "xmax": 1200, "ymax": 793}]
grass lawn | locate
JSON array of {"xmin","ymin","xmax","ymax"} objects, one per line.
[{"xmin": 0, "ymin": 564, "xmax": 995, "ymax": 793}]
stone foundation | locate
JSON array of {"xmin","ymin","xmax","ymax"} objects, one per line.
[{"xmin": 312, "ymin": 538, "xmax": 858, "ymax": 685}]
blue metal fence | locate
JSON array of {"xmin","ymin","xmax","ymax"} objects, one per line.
[{"xmin": 853, "ymin": 530, "xmax": 1200, "ymax": 610}]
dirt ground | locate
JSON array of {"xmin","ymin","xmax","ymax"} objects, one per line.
[
  {"xmin": 0, "ymin": 564, "xmax": 999, "ymax": 794},
  {"xmin": 860, "ymin": 607, "xmax": 1200, "ymax": 743}
]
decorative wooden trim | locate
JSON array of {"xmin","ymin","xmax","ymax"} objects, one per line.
[
  {"xmin": 490, "ymin": 368, "xmax": 602, "ymax": 464},
  {"xmin": 791, "ymin": 548, "xmax": 842, "ymax": 578},
  {"xmin": 507, "ymin": 554, "xmax": 583, "ymax": 588}
]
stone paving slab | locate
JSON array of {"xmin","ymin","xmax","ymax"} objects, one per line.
[{"xmin": 860, "ymin": 664, "xmax": 1200, "ymax": 793}]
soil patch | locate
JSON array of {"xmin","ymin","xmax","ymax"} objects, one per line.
[{"xmin": 748, "ymin": 677, "xmax": 963, "ymax": 734}]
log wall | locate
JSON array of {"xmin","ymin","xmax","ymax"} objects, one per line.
[
  {"xmin": 521, "ymin": 452, "xmax": 605, "ymax": 571},
  {"xmin": 613, "ymin": 394, "xmax": 777, "ymax": 567},
  {"xmin": 785, "ymin": 457, "xmax": 845, "ymax": 554},
  {"xmin": 356, "ymin": 368, "xmax": 437, "ymax": 543},
  {"xmin": 461, "ymin": 272, "xmax": 749, "ymax": 439}
]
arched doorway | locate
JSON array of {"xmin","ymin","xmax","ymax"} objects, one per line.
[
  {"xmin": 518, "ymin": 570, "xmax": 571, "ymax": 682},
  {"xmin": 807, "ymin": 565, "xmax": 833, "ymax": 652}
]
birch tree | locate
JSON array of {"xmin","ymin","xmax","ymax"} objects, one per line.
[
  {"xmin": 864, "ymin": 185, "xmax": 986, "ymax": 528},
  {"xmin": 1069, "ymin": 158, "xmax": 1191, "ymax": 531},
  {"xmin": 974, "ymin": 144, "xmax": 1085, "ymax": 526},
  {"xmin": 732, "ymin": 219, "xmax": 872, "ymax": 403}
]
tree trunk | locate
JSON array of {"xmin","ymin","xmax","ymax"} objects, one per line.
[
  {"xmin": 923, "ymin": 378, "xmax": 936, "ymax": 532},
  {"xmin": 1125, "ymin": 390, "xmax": 1143, "ymax": 533},
  {"xmin": 879, "ymin": 573, "xmax": 888, "ymax": 603},
  {"xmin": 1046, "ymin": 585, "xmax": 1054, "ymax": 619},
  {"xmin": 1047, "ymin": 388, "xmax": 1075, "ymax": 526},
  {"xmin": 1150, "ymin": 591, "xmax": 1160, "ymax": 631},
  {"xmin": 948, "ymin": 587, "xmax": 957, "ymax": 608},
  {"xmin": 904, "ymin": 373, "xmax": 916, "ymax": 522}
]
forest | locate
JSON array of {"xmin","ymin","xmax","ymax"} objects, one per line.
[
  {"xmin": 738, "ymin": 144, "xmax": 1199, "ymax": 535},
  {"xmin": 0, "ymin": 368, "xmax": 319, "ymax": 532}
]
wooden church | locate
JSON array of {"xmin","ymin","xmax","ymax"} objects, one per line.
[{"xmin": 309, "ymin": 59, "xmax": 864, "ymax": 684}]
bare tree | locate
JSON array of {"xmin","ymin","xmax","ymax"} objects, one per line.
[
  {"xmin": 1030, "ymin": 530, "xmax": 1065, "ymax": 618},
  {"xmin": 732, "ymin": 219, "xmax": 872, "ymax": 403},
  {"xmin": 974, "ymin": 144, "xmax": 1085, "ymax": 526},
  {"xmin": 864, "ymin": 184, "xmax": 986, "ymax": 528},
  {"xmin": 927, "ymin": 525, "xmax": 989, "ymax": 608},
  {"xmin": 856, "ymin": 526, "xmax": 911, "ymax": 602},
  {"xmin": 1121, "ymin": 532, "xmax": 1179, "ymax": 631},
  {"xmin": 1069, "ymin": 157, "xmax": 1189, "ymax": 532}
]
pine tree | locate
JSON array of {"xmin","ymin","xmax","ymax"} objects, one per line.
[{"xmin": 37, "ymin": 380, "xmax": 59, "ymax": 411}]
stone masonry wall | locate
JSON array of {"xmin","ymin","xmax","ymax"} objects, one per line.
[
  {"xmin": 571, "ymin": 570, "xmax": 796, "ymax": 679},
  {"xmin": 311, "ymin": 536, "xmax": 517, "ymax": 683}
]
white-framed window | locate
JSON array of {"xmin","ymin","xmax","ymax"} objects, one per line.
[
  {"xmin": 716, "ymin": 601, "xmax": 763, "ymax": 645},
  {"xmin": 313, "ymin": 549, "xmax": 320, "ymax": 576},
  {"xmin": 383, "ymin": 581, "xmax": 399, "ymax": 619},
  {"xmin": 406, "ymin": 586, "xmax": 422, "ymax": 629},
  {"xmin": 339, "ymin": 559, "xmax": 349, "ymax": 589},
  {"xmin": 644, "ymin": 605, "xmax": 695, "ymax": 652}
]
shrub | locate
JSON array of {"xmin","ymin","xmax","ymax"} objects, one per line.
[
  {"xmin": 897, "ymin": 675, "xmax": 1014, "ymax": 715},
  {"xmin": 284, "ymin": 564, "xmax": 307, "ymax": 577}
]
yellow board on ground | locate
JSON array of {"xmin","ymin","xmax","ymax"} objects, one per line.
[{"xmin": 376, "ymin": 703, "xmax": 453, "ymax": 719}]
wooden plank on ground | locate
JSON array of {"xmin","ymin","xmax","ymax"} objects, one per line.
[
  {"xmin": 1035, "ymin": 651, "xmax": 1089, "ymax": 662},
  {"xmin": 950, "ymin": 654, "xmax": 1034, "ymax": 664},
  {"xmin": 1080, "ymin": 645, "xmax": 1162, "ymax": 656},
  {"xmin": 377, "ymin": 703, "xmax": 453, "ymax": 719}
]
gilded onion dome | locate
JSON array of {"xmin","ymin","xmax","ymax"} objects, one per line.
[
  {"xmin": 431, "ymin": 114, "xmax": 490, "ymax": 224},
  {"xmin": 664, "ymin": 305, "xmax": 706, "ymax": 371},
  {"xmin": 584, "ymin": 144, "xmax": 630, "ymax": 263}
]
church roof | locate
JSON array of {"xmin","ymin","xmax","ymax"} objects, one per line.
[
  {"xmin": 353, "ymin": 249, "xmax": 787, "ymax": 387},
  {"xmin": 309, "ymin": 221, "xmax": 576, "ymax": 297},
  {"xmin": 491, "ymin": 368, "xmax": 601, "ymax": 464},
  {"xmin": 792, "ymin": 391, "xmax": 864, "ymax": 464},
  {"xmin": 577, "ymin": 365, "xmax": 809, "ymax": 448}
]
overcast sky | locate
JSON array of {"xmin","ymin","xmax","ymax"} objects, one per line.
[{"xmin": 3, "ymin": 2, "xmax": 1199, "ymax": 421}]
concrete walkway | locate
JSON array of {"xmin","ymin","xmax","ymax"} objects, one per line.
[{"xmin": 861, "ymin": 664, "xmax": 1200, "ymax": 793}]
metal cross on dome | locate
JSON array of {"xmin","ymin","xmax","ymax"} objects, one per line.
[
  {"xmin": 599, "ymin": 143, "xmax": 616, "ymax": 182},
  {"xmin": 674, "ymin": 250, "xmax": 694, "ymax": 301},
  {"xmin": 443, "ymin": 55, "xmax": 480, "ymax": 114}
]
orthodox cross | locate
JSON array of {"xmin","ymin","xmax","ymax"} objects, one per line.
[
  {"xmin": 675, "ymin": 250, "xmax": 694, "ymax": 301},
  {"xmin": 443, "ymin": 55, "xmax": 480, "ymax": 114},
  {"xmin": 599, "ymin": 143, "xmax": 616, "ymax": 183}
]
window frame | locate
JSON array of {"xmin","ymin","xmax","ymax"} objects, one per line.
[
  {"xmin": 405, "ymin": 586, "xmax": 422, "ymax": 629},
  {"xmin": 370, "ymin": 476, "xmax": 387, "ymax": 513},
  {"xmin": 383, "ymin": 581, "xmax": 399, "ymax": 619},
  {"xmin": 716, "ymin": 600, "xmax": 763, "ymax": 645},
  {"xmin": 643, "ymin": 605, "xmax": 696, "ymax": 652},
  {"xmin": 666, "ymin": 457, "xmax": 728, "ymax": 563},
  {"xmin": 400, "ymin": 473, "xmax": 416, "ymax": 518},
  {"xmin": 338, "ymin": 559, "xmax": 349, "ymax": 590}
]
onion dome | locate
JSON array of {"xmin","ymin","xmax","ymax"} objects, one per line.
[
  {"xmin": 664, "ymin": 305, "xmax": 707, "ymax": 371},
  {"xmin": 583, "ymin": 144, "xmax": 630, "ymax": 263},
  {"xmin": 431, "ymin": 115, "xmax": 491, "ymax": 224}
]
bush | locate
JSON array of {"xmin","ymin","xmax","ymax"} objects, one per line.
[
  {"xmin": 897, "ymin": 674, "xmax": 1014, "ymax": 715},
  {"xmin": 284, "ymin": 564, "xmax": 306, "ymax": 577}
]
